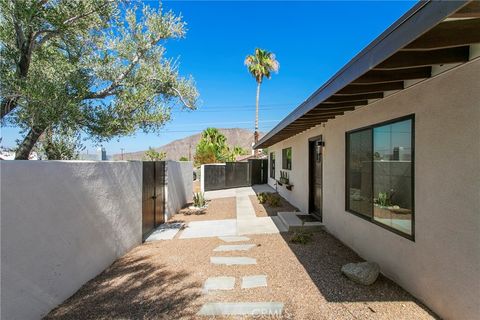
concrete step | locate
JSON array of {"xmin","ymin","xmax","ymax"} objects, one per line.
[
  {"xmin": 278, "ymin": 212, "xmax": 324, "ymax": 232},
  {"xmin": 197, "ymin": 302, "xmax": 284, "ymax": 316}
]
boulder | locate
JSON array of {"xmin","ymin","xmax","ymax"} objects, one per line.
[{"xmin": 341, "ymin": 261, "xmax": 380, "ymax": 285}]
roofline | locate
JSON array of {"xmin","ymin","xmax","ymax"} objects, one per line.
[{"xmin": 255, "ymin": 0, "xmax": 469, "ymax": 149}]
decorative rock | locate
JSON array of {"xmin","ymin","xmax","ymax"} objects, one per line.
[{"xmin": 341, "ymin": 261, "xmax": 380, "ymax": 285}]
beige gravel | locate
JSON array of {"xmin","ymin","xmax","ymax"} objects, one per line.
[
  {"xmin": 172, "ymin": 197, "xmax": 236, "ymax": 223},
  {"xmin": 45, "ymin": 230, "xmax": 438, "ymax": 320},
  {"xmin": 249, "ymin": 194, "xmax": 299, "ymax": 217}
]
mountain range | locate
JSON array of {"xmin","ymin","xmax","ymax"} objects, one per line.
[{"xmin": 112, "ymin": 128, "xmax": 262, "ymax": 161}]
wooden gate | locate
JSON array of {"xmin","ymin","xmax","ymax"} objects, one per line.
[
  {"xmin": 203, "ymin": 159, "xmax": 268, "ymax": 191},
  {"xmin": 142, "ymin": 161, "xmax": 166, "ymax": 240}
]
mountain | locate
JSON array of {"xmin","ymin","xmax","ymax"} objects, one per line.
[{"xmin": 113, "ymin": 128, "xmax": 263, "ymax": 161}]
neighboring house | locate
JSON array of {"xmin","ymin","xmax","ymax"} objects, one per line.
[{"xmin": 255, "ymin": 2, "xmax": 479, "ymax": 320}]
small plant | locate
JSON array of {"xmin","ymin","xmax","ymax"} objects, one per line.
[
  {"xmin": 375, "ymin": 191, "xmax": 391, "ymax": 207},
  {"xmin": 279, "ymin": 171, "xmax": 289, "ymax": 184},
  {"xmin": 257, "ymin": 192, "xmax": 268, "ymax": 204},
  {"xmin": 266, "ymin": 193, "xmax": 281, "ymax": 207},
  {"xmin": 193, "ymin": 192, "xmax": 206, "ymax": 208},
  {"xmin": 257, "ymin": 192, "xmax": 281, "ymax": 207},
  {"xmin": 290, "ymin": 222, "xmax": 313, "ymax": 245}
]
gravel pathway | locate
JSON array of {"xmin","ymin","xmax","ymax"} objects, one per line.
[{"xmin": 45, "ymin": 230, "xmax": 438, "ymax": 319}]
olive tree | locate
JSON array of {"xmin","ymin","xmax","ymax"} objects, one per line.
[{"xmin": 0, "ymin": 0, "xmax": 198, "ymax": 159}]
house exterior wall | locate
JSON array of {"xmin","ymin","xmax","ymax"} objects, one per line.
[
  {"xmin": 267, "ymin": 60, "xmax": 480, "ymax": 320},
  {"xmin": 0, "ymin": 161, "xmax": 143, "ymax": 320},
  {"xmin": 165, "ymin": 160, "xmax": 193, "ymax": 219}
]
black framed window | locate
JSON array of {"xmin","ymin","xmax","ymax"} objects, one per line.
[
  {"xmin": 270, "ymin": 152, "xmax": 275, "ymax": 178},
  {"xmin": 346, "ymin": 115, "xmax": 414, "ymax": 239},
  {"xmin": 282, "ymin": 147, "xmax": 292, "ymax": 170}
]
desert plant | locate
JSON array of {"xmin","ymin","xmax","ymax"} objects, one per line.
[
  {"xmin": 290, "ymin": 222, "xmax": 313, "ymax": 245},
  {"xmin": 257, "ymin": 192, "xmax": 268, "ymax": 204},
  {"xmin": 193, "ymin": 192, "xmax": 206, "ymax": 207},
  {"xmin": 266, "ymin": 193, "xmax": 281, "ymax": 207},
  {"xmin": 375, "ymin": 192, "xmax": 391, "ymax": 207}
]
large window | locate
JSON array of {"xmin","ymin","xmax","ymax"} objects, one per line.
[
  {"xmin": 270, "ymin": 152, "xmax": 275, "ymax": 178},
  {"xmin": 282, "ymin": 147, "xmax": 292, "ymax": 170},
  {"xmin": 346, "ymin": 115, "xmax": 414, "ymax": 239}
]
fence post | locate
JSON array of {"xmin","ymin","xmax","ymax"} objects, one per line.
[{"xmin": 200, "ymin": 164, "xmax": 205, "ymax": 193}]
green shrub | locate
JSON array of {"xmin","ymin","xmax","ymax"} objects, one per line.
[
  {"xmin": 266, "ymin": 193, "xmax": 281, "ymax": 207},
  {"xmin": 257, "ymin": 192, "xmax": 268, "ymax": 204}
]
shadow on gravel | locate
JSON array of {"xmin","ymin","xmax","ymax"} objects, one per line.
[
  {"xmin": 44, "ymin": 244, "xmax": 202, "ymax": 320},
  {"xmin": 280, "ymin": 230, "xmax": 438, "ymax": 318}
]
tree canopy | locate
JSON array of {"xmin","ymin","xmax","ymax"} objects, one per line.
[
  {"xmin": 0, "ymin": 0, "xmax": 199, "ymax": 159},
  {"xmin": 194, "ymin": 128, "xmax": 248, "ymax": 165},
  {"xmin": 144, "ymin": 147, "xmax": 166, "ymax": 161}
]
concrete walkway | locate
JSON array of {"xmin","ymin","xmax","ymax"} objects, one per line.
[
  {"xmin": 175, "ymin": 185, "xmax": 286, "ymax": 239},
  {"xmin": 198, "ymin": 235, "xmax": 284, "ymax": 317}
]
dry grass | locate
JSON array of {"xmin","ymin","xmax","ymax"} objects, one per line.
[
  {"xmin": 250, "ymin": 194, "xmax": 299, "ymax": 217},
  {"xmin": 172, "ymin": 197, "xmax": 236, "ymax": 223},
  {"xmin": 45, "ymin": 230, "xmax": 437, "ymax": 320}
]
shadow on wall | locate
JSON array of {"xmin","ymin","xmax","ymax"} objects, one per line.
[
  {"xmin": 279, "ymin": 230, "xmax": 437, "ymax": 317},
  {"xmin": 44, "ymin": 244, "xmax": 202, "ymax": 319}
]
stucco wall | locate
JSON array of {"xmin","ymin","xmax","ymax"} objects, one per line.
[
  {"xmin": 267, "ymin": 60, "xmax": 480, "ymax": 319},
  {"xmin": 165, "ymin": 160, "xmax": 193, "ymax": 219},
  {"xmin": 1, "ymin": 161, "xmax": 143, "ymax": 320}
]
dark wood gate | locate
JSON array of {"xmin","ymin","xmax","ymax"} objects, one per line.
[
  {"xmin": 249, "ymin": 159, "xmax": 268, "ymax": 185},
  {"xmin": 203, "ymin": 159, "xmax": 268, "ymax": 191},
  {"xmin": 142, "ymin": 161, "xmax": 166, "ymax": 240}
]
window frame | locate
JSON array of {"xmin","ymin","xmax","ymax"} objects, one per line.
[
  {"xmin": 282, "ymin": 147, "xmax": 292, "ymax": 170},
  {"xmin": 270, "ymin": 152, "xmax": 275, "ymax": 179},
  {"xmin": 345, "ymin": 114, "xmax": 415, "ymax": 241}
]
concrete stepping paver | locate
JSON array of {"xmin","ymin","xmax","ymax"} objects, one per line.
[
  {"xmin": 203, "ymin": 276, "xmax": 235, "ymax": 292},
  {"xmin": 241, "ymin": 275, "xmax": 267, "ymax": 289},
  {"xmin": 179, "ymin": 219, "xmax": 237, "ymax": 239},
  {"xmin": 197, "ymin": 302, "xmax": 284, "ymax": 316},
  {"xmin": 218, "ymin": 236, "xmax": 250, "ymax": 242},
  {"xmin": 210, "ymin": 256, "xmax": 257, "ymax": 265},
  {"xmin": 213, "ymin": 244, "xmax": 256, "ymax": 252}
]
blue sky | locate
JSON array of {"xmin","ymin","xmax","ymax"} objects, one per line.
[{"xmin": 1, "ymin": 1, "xmax": 416, "ymax": 155}]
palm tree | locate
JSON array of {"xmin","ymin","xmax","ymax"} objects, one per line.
[{"xmin": 245, "ymin": 48, "xmax": 279, "ymax": 155}]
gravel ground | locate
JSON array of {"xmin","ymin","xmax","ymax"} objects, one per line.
[
  {"xmin": 249, "ymin": 194, "xmax": 299, "ymax": 217},
  {"xmin": 172, "ymin": 197, "xmax": 236, "ymax": 223},
  {"xmin": 45, "ymin": 230, "xmax": 437, "ymax": 320}
]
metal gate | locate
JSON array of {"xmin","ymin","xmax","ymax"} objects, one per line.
[
  {"xmin": 142, "ymin": 161, "xmax": 166, "ymax": 240},
  {"xmin": 203, "ymin": 159, "xmax": 268, "ymax": 191}
]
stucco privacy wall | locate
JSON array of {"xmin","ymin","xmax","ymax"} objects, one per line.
[
  {"xmin": 1, "ymin": 161, "xmax": 143, "ymax": 320},
  {"xmin": 165, "ymin": 160, "xmax": 193, "ymax": 219},
  {"xmin": 267, "ymin": 60, "xmax": 480, "ymax": 320}
]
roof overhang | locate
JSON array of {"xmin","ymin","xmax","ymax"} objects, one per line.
[{"xmin": 255, "ymin": 0, "xmax": 480, "ymax": 149}]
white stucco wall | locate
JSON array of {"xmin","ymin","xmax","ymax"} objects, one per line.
[
  {"xmin": 267, "ymin": 60, "xmax": 480, "ymax": 319},
  {"xmin": 1, "ymin": 161, "xmax": 143, "ymax": 320},
  {"xmin": 165, "ymin": 160, "xmax": 193, "ymax": 219}
]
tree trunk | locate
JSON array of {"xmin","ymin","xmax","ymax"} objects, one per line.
[
  {"xmin": 254, "ymin": 82, "xmax": 261, "ymax": 157},
  {"xmin": 15, "ymin": 126, "xmax": 44, "ymax": 160}
]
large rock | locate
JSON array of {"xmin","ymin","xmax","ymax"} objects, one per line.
[{"xmin": 341, "ymin": 261, "xmax": 380, "ymax": 285}]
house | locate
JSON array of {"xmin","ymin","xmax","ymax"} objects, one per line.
[{"xmin": 254, "ymin": 1, "xmax": 480, "ymax": 319}]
